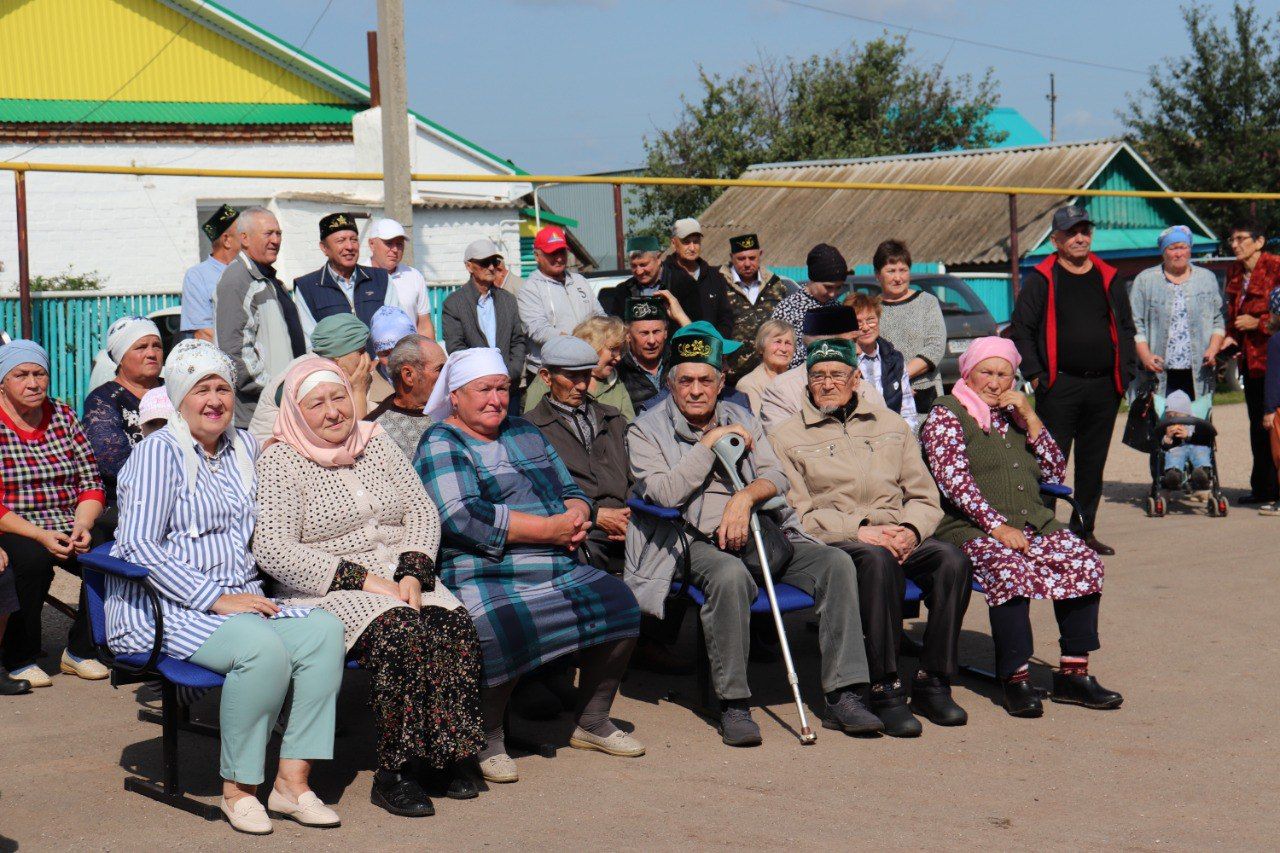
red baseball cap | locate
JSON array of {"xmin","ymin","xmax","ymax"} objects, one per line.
[{"xmin": 534, "ymin": 225, "xmax": 568, "ymax": 254}]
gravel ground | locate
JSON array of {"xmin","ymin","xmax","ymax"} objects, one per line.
[{"xmin": 1, "ymin": 402, "xmax": 1275, "ymax": 851}]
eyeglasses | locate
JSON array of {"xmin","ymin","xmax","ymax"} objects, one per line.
[
  {"xmin": 1228, "ymin": 235, "xmax": 1259, "ymax": 245},
  {"xmin": 857, "ymin": 317, "xmax": 879, "ymax": 329},
  {"xmin": 807, "ymin": 370, "xmax": 853, "ymax": 386},
  {"xmin": 471, "ymin": 257, "xmax": 502, "ymax": 269}
]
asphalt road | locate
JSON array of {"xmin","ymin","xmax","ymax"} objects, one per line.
[{"xmin": 1, "ymin": 403, "xmax": 1275, "ymax": 850}]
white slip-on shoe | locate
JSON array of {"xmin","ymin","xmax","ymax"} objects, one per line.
[
  {"xmin": 221, "ymin": 795, "xmax": 273, "ymax": 835},
  {"xmin": 267, "ymin": 788, "xmax": 341, "ymax": 828},
  {"xmin": 568, "ymin": 727, "xmax": 646, "ymax": 757},
  {"xmin": 60, "ymin": 650, "xmax": 109, "ymax": 680},
  {"xmin": 478, "ymin": 753, "xmax": 518, "ymax": 783},
  {"xmin": 10, "ymin": 664, "xmax": 52, "ymax": 688}
]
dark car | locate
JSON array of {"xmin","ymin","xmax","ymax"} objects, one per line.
[{"xmin": 799, "ymin": 274, "xmax": 999, "ymax": 390}]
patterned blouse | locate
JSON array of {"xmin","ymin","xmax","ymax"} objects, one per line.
[
  {"xmin": 0, "ymin": 399, "xmax": 105, "ymax": 531},
  {"xmin": 107, "ymin": 428, "xmax": 309, "ymax": 659},
  {"xmin": 771, "ymin": 290, "xmax": 827, "ymax": 367},
  {"xmin": 82, "ymin": 381, "xmax": 148, "ymax": 503},
  {"xmin": 920, "ymin": 406, "xmax": 1065, "ymax": 534},
  {"xmin": 1164, "ymin": 278, "xmax": 1194, "ymax": 370}
]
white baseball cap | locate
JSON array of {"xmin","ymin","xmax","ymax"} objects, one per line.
[
  {"xmin": 367, "ymin": 218, "xmax": 407, "ymax": 242},
  {"xmin": 672, "ymin": 218, "xmax": 702, "ymax": 239}
]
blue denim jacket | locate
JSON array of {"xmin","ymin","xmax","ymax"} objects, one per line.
[{"xmin": 1129, "ymin": 263, "xmax": 1224, "ymax": 398}]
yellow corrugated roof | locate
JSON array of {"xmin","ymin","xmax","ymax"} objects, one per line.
[{"xmin": 2, "ymin": 0, "xmax": 348, "ymax": 104}]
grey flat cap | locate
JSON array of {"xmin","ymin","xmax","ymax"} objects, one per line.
[
  {"xmin": 464, "ymin": 237, "xmax": 502, "ymax": 261},
  {"xmin": 541, "ymin": 335, "xmax": 600, "ymax": 371}
]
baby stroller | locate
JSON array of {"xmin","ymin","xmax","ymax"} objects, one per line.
[{"xmin": 1144, "ymin": 392, "xmax": 1229, "ymax": 518}]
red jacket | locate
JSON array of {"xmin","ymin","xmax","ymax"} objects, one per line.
[{"xmin": 1224, "ymin": 252, "xmax": 1280, "ymax": 378}]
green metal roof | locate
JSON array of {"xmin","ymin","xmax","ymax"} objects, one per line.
[
  {"xmin": 520, "ymin": 208, "xmax": 579, "ymax": 228},
  {"xmin": 0, "ymin": 98, "xmax": 363, "ymax": 125}
]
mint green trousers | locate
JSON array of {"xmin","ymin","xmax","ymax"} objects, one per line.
[{"xmin": 188, "ymin": 611, "xmax": 344, "ymax": 785}]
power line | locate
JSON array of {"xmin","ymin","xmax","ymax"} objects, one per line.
[{"xmin": 771, "ymin": 0, "xmax": 1147, "ymax": 77}]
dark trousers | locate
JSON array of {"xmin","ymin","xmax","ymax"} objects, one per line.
[
  {"xmin": 838, "ymin": 538, "xmax": 972, "ymax": 681},
  {"xmin": 913, "ymin": 387, "xmax": 938, "ymax": 414},
  {"xmin": 580, "ymin": 528, "xmax": 625, "ymax": 576},
  {"xmin": 1035, "ymin": 374, "xmax": 1121, "ymax": 533},
  {"xmin": 1244, "ymin": 371, "xmax": 1279, "ymax": 500},
  {"xmin": 1164, "ymin": 368, "xmax": 1195, "ymax": 400},
  {"xmin": 987, "ymin": 593, "xmax": 1100, "ymax": 679},
  {"xmin": 0, "ymin": 531, "xmax": 99, "ymax": 670}
]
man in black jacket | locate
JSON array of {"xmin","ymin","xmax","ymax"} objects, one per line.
[
  {"xmin": 1010, "ymin": 205, "xmax": 1137, "ymax": 555},
  {"xmin": 659, "ymin": 218, "xmax": 735, "ymax": 339},
  {"xmin": 440, "ymin": 237, "xmax": 528, "ymax": 384},
  {"xmin": 601, "ymin": 235, "xmax": 691, "ymax": 329}
]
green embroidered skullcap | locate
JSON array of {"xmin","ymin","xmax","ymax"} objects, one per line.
[
  {"xmin": 805, "ymin": 338, "xmax": 859, "ymax": 371},
  {"xmin": 626, "ymin": 235, "xmax": 662, "ymax": 254},
  {"xmin": 624, "ymin": 296, "xmax": 667, "ymax": 323},
  {"xmin": 310, "ymin": 313, "xmax": 369, "ymax": 358}
]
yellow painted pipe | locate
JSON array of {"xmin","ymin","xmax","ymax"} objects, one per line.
[{"xmin": 1, "ymin": 159, "xmax": 1279, "ymax": 201}]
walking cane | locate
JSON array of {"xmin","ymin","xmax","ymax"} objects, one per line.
[{"xmin": 711, "ymin": 433, "xmax": 817, "ymax": 745}]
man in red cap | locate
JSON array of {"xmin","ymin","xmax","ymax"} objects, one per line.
[{"xmin": 516, "ymin": 225, "xmax": 605, "ymax": 376}]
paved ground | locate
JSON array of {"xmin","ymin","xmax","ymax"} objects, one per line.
[{"xmin": 1, "ymin": 403, "xmax": 1276, "ymax": 851}]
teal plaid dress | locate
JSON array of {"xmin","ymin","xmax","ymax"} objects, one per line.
[{"xmin": 416, "ymin": 416, "xmax": 639, "ymax": 687}]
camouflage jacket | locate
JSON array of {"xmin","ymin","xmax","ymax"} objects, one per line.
[{"xmin": 719, "ymin": 265, "xmax": 789, "ymax": 383}]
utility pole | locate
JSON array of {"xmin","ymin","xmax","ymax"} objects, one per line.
[
  {"xmin": 377, "ymin": 0, "xmax": 413, "ymax": 264},
  {"xmin": 1046, "ymin": 73, "xmax": 1057, "ymax": 143}
]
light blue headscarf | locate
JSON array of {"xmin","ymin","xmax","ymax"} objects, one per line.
[
  {"xmin": 1158, "ymin": 225, "xmax": 1193, "ymax": 253},
  {"xmin": 0, "ymin": 339, "xmax": 49, "ymax": 380},
  {"xmin": 370, "ymin": 305, "xmax": 416, "ymax": 355}
]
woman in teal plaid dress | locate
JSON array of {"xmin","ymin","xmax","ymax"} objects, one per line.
[{"xmin": 415, "ymin": 348, "xmax": 643, "ymax": 784}]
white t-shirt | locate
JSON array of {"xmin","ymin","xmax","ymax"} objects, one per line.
[{"xmin": 389, "ymin": 264, "xmax": 431, "ymax": 318}]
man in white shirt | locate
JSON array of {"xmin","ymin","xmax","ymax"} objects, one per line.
[{"xmin": 367, "ymin": 217, "xmax": 436, "ymax": 339}]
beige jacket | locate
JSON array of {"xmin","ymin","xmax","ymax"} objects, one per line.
[
  {"xmin": 768, "ymin": 392, "xmax": 943, "ymax": 545},
  {"xmin": 758, "ymin": 364, "xmax": 885, "ymax": 433}
]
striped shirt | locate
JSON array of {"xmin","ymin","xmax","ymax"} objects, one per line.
[{"xmin": 106, "ymin": 427, "xmax": 308, "ymax": 660}]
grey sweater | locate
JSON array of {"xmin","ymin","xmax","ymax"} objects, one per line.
[{"xmin": 879, "ymin": 291, "xmax": 946, "ymax": 395}]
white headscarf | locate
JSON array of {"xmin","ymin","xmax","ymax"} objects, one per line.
[
  {"xmin": 423, "ymin": 347, "xmax": 509, "ymax": 422},
  {"xmin": 88, "ymin": 316, "xmax": 162, "ymax": 393},
  {"xmin": 161, "ymin": 340, "xmax": 254, "ymax": 493}
]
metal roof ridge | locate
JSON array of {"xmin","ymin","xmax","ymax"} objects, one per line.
[{"xmin": 745, "ymin": 138, "xmax": 1122, "ymax": 172}]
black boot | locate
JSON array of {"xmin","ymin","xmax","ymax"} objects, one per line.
[
  {"xmin": 1001, "ymin": 678, "xmax": 1043, "ymax": 718},
  {"xmin": 1051, "ymin": 672, "xmax": 1123, "ymax": 709},
  {"xmin": 415, "ymin": 760, "xmax": 480, "ymax": 801},
  {"xmin": 0, "ymin": 667, "xmax": 31, "ymax": 696},
  {"xmin": 910, "ymin": 673, "xmax": 967, "ymax": 726},
  {"xmin": 371, "ymin": 767, "xmax": 435, "ymax": 817},
  {"xmin": 868, "ymin": 679, "xmax": 922, "ymax": 737}
]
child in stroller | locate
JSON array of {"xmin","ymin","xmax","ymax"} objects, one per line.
[{"xmin": 1147, "ymin": 389, "xmax": 1229, "ymax": 517}]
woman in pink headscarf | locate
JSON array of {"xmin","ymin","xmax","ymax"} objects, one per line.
[
  {"xmin": 253, "ymin": 356, "xmax": 484, "ymax": 818},
  {"xmin": 919, "ymin": 337, "xmax": 1122, "ymax": 719}
]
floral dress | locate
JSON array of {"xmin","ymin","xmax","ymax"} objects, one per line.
[{"xmin": 920, "ymin": 406, "xmax": 1104, "ymax": 607}]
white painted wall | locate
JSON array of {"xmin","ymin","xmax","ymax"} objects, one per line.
[{"xmin": 0, "ymin": 113, "xmax": 530, "ymax": 292}]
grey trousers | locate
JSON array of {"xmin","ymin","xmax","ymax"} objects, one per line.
[{"xmin": 687, "ymin": 539, "xmax": 869, "ymax": 701}]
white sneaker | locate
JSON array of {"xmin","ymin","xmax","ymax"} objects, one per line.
[
  {"xmin": 221, "ymin": 795, "xmax": 273, "ymax": 835},
  {"xmin": 60, "ymin": 650, "xmax": 109, "ymax": 680},
  {"xmin": 267, "ymin": 788, "xmax": 341, "ymax": 828},
  {"xmin": 10, "ymin": 664, "xmax": 52, "ymax": 688},
  {"xmin": 479, "ymin": 753, "xmax": 518, "ymax": 783}
]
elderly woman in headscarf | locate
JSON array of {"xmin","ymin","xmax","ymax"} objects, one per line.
[
  {"xmin": 254, "ymin": 355, "xmax": 484, "ymax": 818},
  {"xmin": 108, "ymin": 340, "xmax": 345, "ymax": 835},
  {"xmin": 83, "ymin": 316, "xmax": 164, "ymax": 531},
  {"xmin": 247, "ymin": 312, "xmax": 374, "ymax": 443},
  {"xmin": 416, "ymin": 348, "xmax": 642, "ymax": 785},
  {"xmin": 1129, "ymin": 224, "xmax": 1224, "ymax": 400},
  {"xmin": 919, "ymin": 337, "xmax": 1122, "ymax": 719},
  {"xmin": 0, "ymin": 340, "xmax": 107, "ymax": 688}
]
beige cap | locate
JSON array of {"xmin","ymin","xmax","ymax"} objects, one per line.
[
  {"xmin": 464, "ymin": 237, "xmax": 502, "ymax": 261},
  {"xmin": 672, "ymin": 218, "xmax": 702, "ymax": 239}
]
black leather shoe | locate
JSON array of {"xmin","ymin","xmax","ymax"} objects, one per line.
[
  {"xmin": 1051, "ymin": 672, "xmax": 1123, "ymax": 709},
  {"xmin": 371, "ymin": 770, "xmax": 435, "ymax": 817},
  {"xmin": 869, "ymin": 680, "xmax": 922, "ymax": 737},
  {"xmin": 910, "ymin": 674, "xmax": 967, "ymax": 726},
  {"xmin": 0, "ymin": 667, "xmax": 31, "ymax": 696},
  {"xmin": 1001, "ymin": 679, "xmax": 1044, "ymax": 718},
  {"xmin": 1084, "ymin": 536, "xmax": 1115, "ymax": 556},
  {"xmin": 416, "ymin": 762, "xmax": 480, "ymax": 801}
]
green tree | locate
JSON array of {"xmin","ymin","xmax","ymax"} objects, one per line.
[
  {"xmin": 1123, "ymin": 2, "xmax": 1280, "ymax": 235},
  {"xmin": 633, "ymin": 36, "xmax": 1004, "ymax": 231}
]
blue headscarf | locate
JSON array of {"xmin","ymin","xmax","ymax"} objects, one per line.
[
  {"xmin": 1158, "ymin": 225, "xmax": 1193, "ymax": 253},
  {"xmin": 0, "ymin": 339, "xmax": 49, "ymax": 380}
]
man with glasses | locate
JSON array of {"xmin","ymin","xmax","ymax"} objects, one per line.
[
  {"xmin": 768, "ymin": 338, "xmax": 971, "ymax": 736},
  {"xmin": 1222, "ymin": 219, "xmax": 1280, "ymax": 506},
  {"xmin": 849, "ymin": 292, "xmax": 918, "ymax": 431},
  {"xmin": 441, "ymin": 238, "xmax": 528, "ymax": 386},
  {"xmin": 1010, "ymin": 205, "xmax": 1137, "ymax": 555}
]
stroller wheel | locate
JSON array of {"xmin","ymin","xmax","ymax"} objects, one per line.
[
  {"xmin": 1153, "ymin": 496, "xmax": 1167, "ymax": 517},
  {"xmin": 1145, "ymin": 497, "xmax": 1161, "ymax": 518},
  {"xmin": 1208, "ymin": 498, "xmax": 1219, "ymax": 517},
  {"xmin": 1217, "ymin": 496, "xmax": 1229, "ymax": 517}
]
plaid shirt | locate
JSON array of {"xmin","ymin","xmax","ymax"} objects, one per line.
[{"xmin": 0, "ymin": 400, "xmax": 106, "ymax": 531}]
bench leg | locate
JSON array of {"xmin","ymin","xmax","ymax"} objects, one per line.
[
  {"xmin": 125, "ymin": 681, "xmax": 222, "ymax": 821},
  {"xmin": 502, "ymin": 706, "xmax": 557, "ymax": 759},
  {"xmin": 138, "ymin": 703, "xmax": 220, "ymax": 739}
]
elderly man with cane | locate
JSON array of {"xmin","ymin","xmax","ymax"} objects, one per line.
[{"xmin": 626, "ymin": 327, "xmax": 879, "ymax": 746}]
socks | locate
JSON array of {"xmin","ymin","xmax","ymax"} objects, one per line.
[
  {"xmin": 1060, "ymin": 655, "xmax": 1089, "ymax": 676},
  {"xmin": 1007, "ymin": 664, "xmax": 1030, "ymax": 684}
]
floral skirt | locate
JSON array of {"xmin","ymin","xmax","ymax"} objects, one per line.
[{"xmin": 961, "ymin": 528, "xmax": 1104, "ymax": 608}]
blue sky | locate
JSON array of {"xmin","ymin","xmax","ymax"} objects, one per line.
[{"xmin": 216, "ymin": 0, "xmax": 1239, "ymax": 173}]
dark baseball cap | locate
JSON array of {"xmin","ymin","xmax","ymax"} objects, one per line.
[{"xmin": 1052, "ymin": 204, "xmax": 1093, "ymax": 232}]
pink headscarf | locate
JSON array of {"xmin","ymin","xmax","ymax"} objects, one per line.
[
  {"xmin": 951, "ymin": 336, "xmax": 1022, "ymax": 433},
  {"xmin": 273, "ymin": 355, "xmax": 381, "ymax": 467}
]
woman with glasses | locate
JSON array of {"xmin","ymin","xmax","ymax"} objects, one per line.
[{"xmin": 849, "ymin": 293, "xmax": 918, "ymax": 431}]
